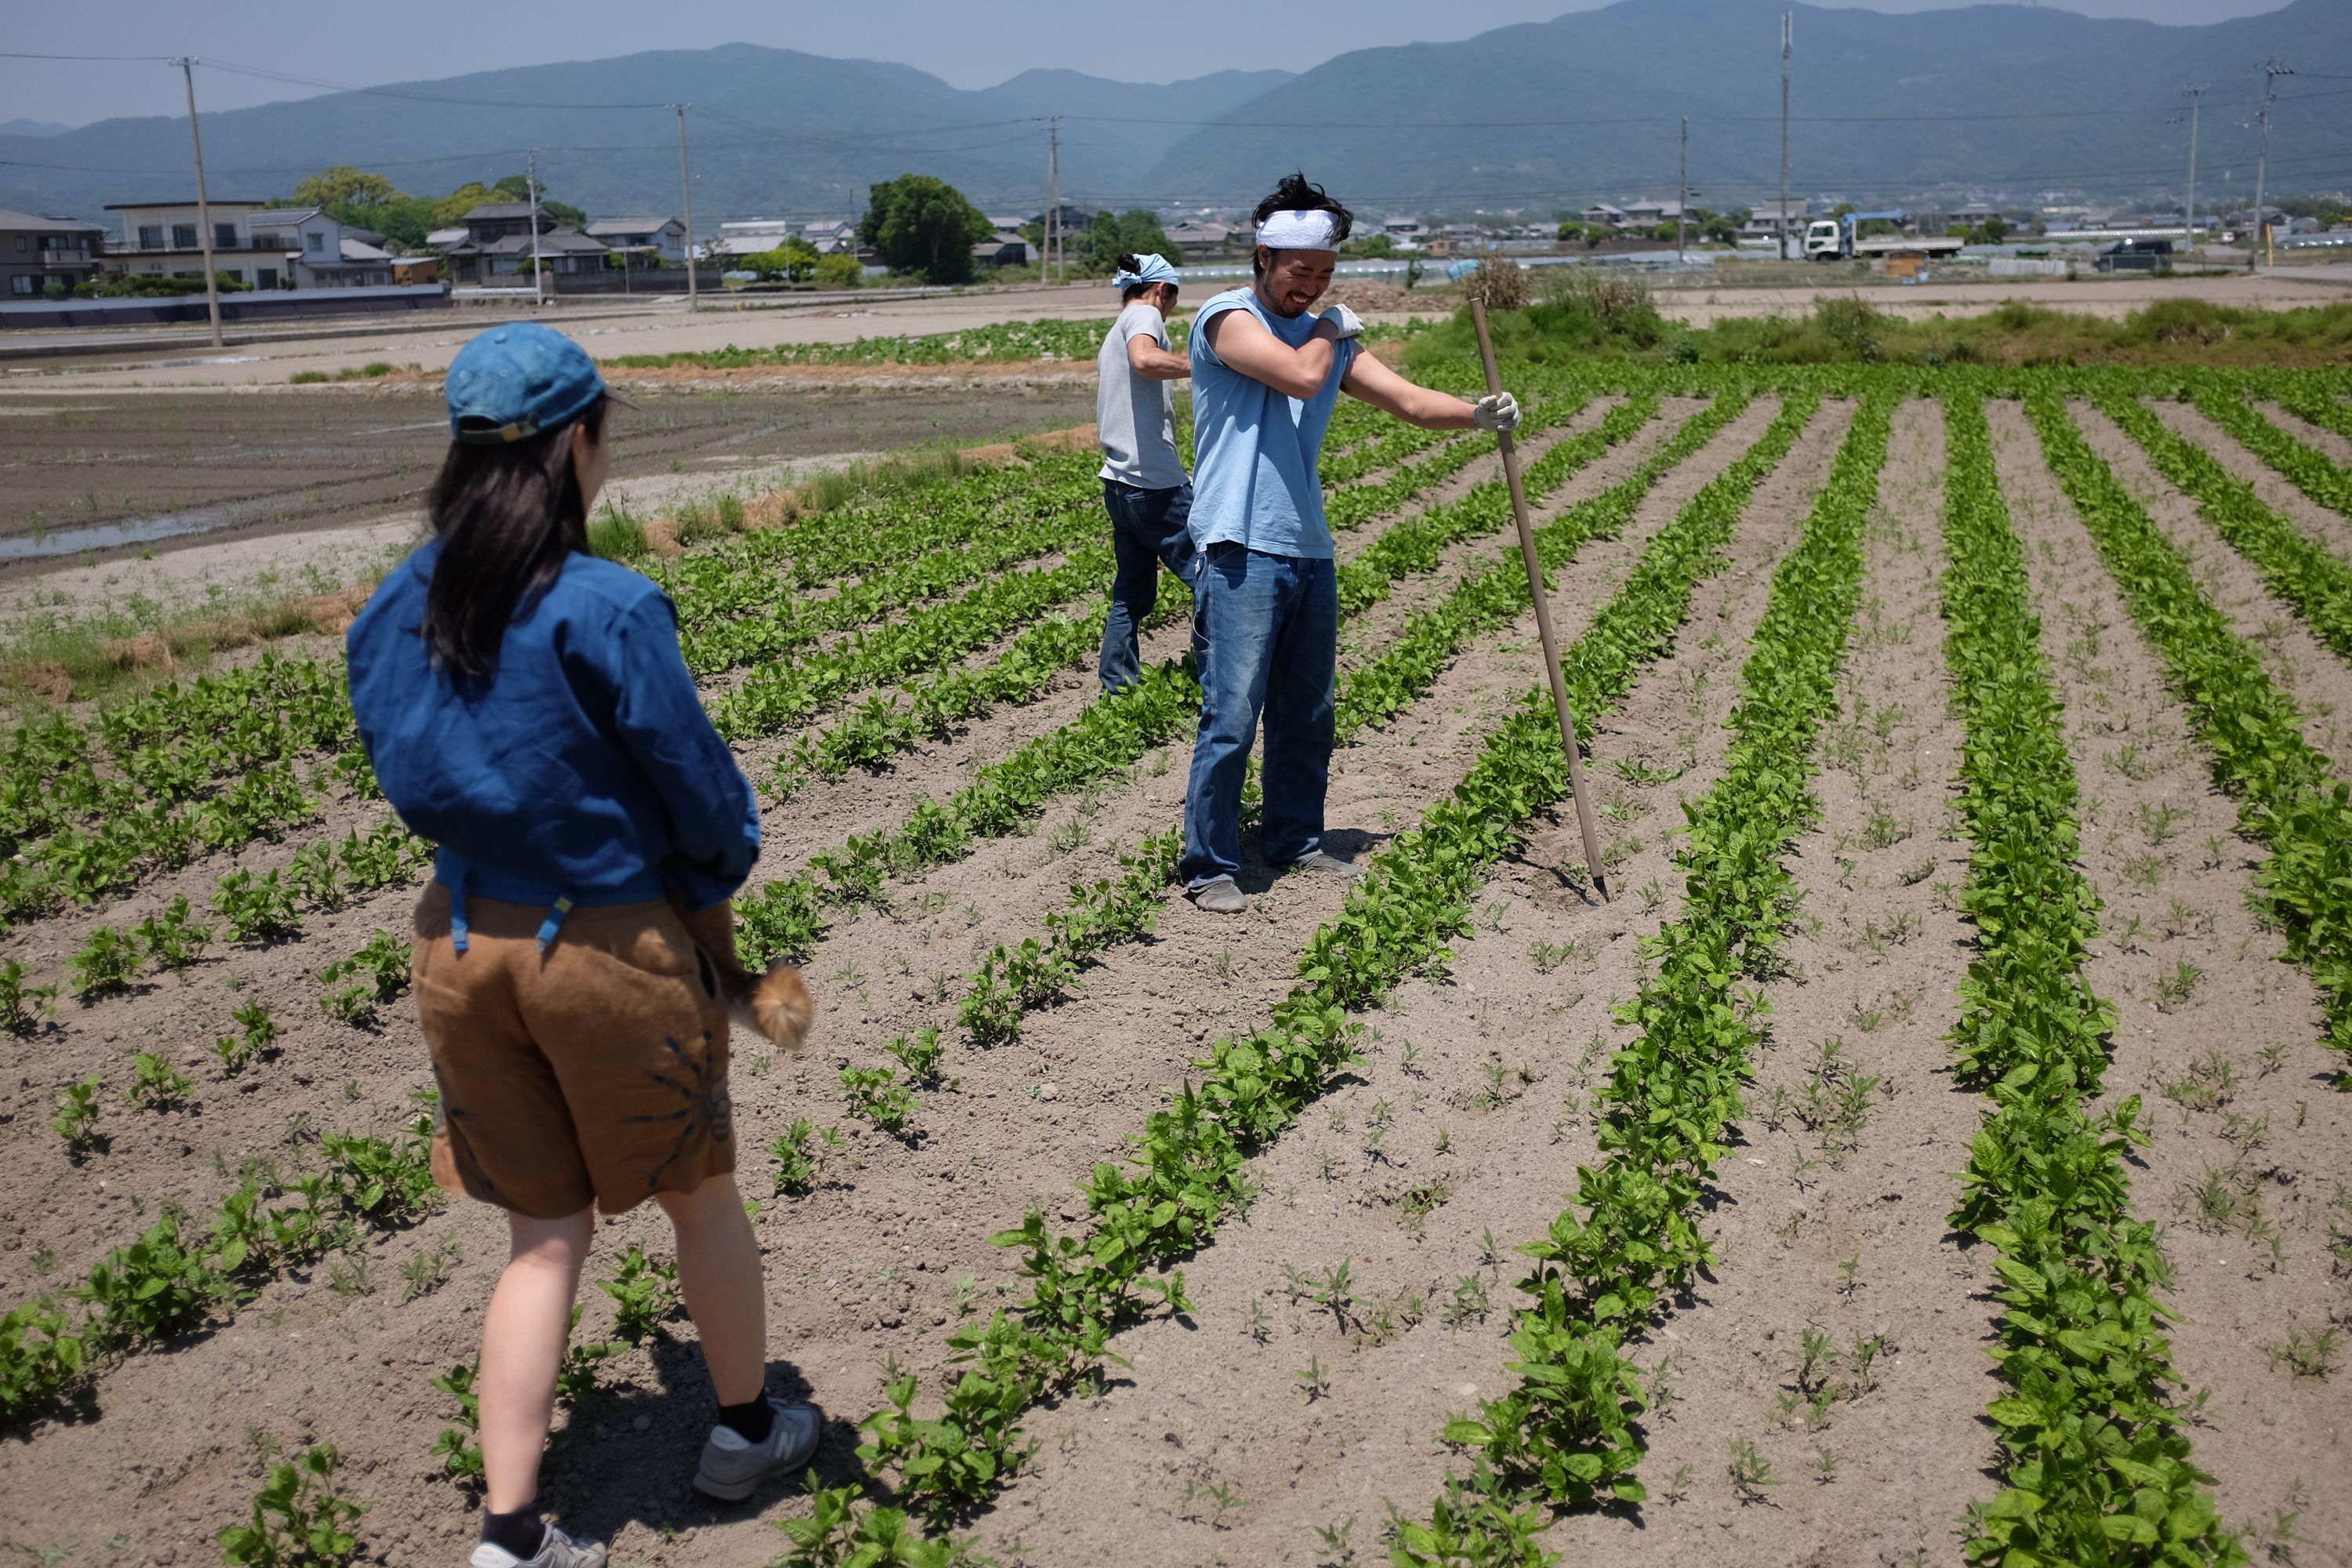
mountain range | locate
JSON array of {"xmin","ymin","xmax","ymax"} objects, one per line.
[{"xmin": 0, "ymin": 0, "xmax": 2343, "ymax": 231}]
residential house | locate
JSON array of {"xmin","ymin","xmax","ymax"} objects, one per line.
[
  {"xmin": 247, "ymin": 209, "xmax": 397, "ymax": 288},
  {"xmin": 0, "ymin": 207, "xmax": 106, "ymax": 298},
  {"xmin": 1739, "ymin": 198, "xmax": 1809, "ymax": 239},
  {"xmin": 712, "ymin": 218, "xmax": 795, "ymax": 260},
  {"xmin": 585, "ymin": 216, "xmax": 687, "ymax": 264},
  {"xmin": 1581, "ymin": 202, "xmax": 1628, "ymax": 230},
  {"xmin": 972, "ymin": 231, "xmax": 1031, "ymax": 268},
  {"xmin": 1031, "ymin": 203, "xmax": 1094, "ymax": 238},
  {"xmin": 1618, "ymin": 199, "xmax": 1686, "ymax": 230},
  {"xmin": 1948, "ymin": 203, "xmax": 2006, "ymax": 228},
  {"xmin": 102, "ymin": 199, "xmax": 292, "ymax": 289},
  {"xmin": 1165, "ymin": 220, "xmax": 1236, "ymax": 257},
  {"xmin": 437, "ymin": 202, "xmax": 607, "ymax": 281},
  {"xmin": 801, "ymin": 219, "xmax": 860, "ymax": 255},
  {"xmin": 1380, "ymin": 217, "xmax": 1428, "ymax": 247},
  {"xmin": 423, "ymin": 227, "xmax": 469, "ymax": 251}
]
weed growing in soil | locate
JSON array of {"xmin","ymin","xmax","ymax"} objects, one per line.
[
  {"xmin": 2263, "ymin": 1324, "xmax": 2339, "ymax": 1380},
  {"xmin": 70, "ymin": 926, "xmax": 141, "ymax": 997},
  {"xmin": 126, "ymin": 1051, "xmax": 193, "ymax": 1111},
  {"xmin": 218, "ymin": 1443, "xmax": 366, "ymax": 1566},
  {"xmin": 430, "ymin": 1360, "xmax": 484, "ymax": 1484},
  {"xmin": 0, "ymin": 960, "xmax": 57, "ymax": 1033},
  {"xmin": 842, "ymin": 1065, "xmax": 919, "ymax": 1139},
  {"xmin": 401, "ymin": 1240, "xmax": 460, "ymax": 1303},
  {"xmin": 52, "ymin": 1074, "xmax": 102, "ymax": 1152},
  {"xmin": 770, "ymin": 1119, "xmax": 845, "ymax": 1197},
  {"xmin": 216, "ymin": 998, "xmax": 279, "ymax": 1076},
  {"xmin": 601, "ymin": 1246, "xmax": 681, "ymax": 1345}
]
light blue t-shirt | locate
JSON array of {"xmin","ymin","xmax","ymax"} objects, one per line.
[{"xmin": 1188, "ymin": 287, "xmax": 1357, "ymax": 561}]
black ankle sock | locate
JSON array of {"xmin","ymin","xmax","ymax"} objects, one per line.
[
  {"xmin": 719, "ymin": 1393, "xmax": 774, "ymax": 1444},
  {"xmin": 481, "ymin": 1503, "xmax": 546, "ymax": 1560}
]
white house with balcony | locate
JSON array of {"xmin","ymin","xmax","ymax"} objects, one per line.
[
  {"xmin": 103, "ymin": 198, "xmax": 296, "ymax": 289},
  {"xmin": 246, "ymin": 208, "xmax": 397, "ymax": 288}
]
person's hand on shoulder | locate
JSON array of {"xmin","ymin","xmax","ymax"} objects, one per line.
[
  {"xmin": 1472, "ymin": 391, "xmax": 1522, "ymax": 434},
  {"xmin": 1319, "ymin": 302, "xmax": 1366, "ymax": 341}
]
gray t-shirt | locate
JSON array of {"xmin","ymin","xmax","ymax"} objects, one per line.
[{"xmin": 1097, "ymin": 301, "xmax": 1185, "ymax": 489}]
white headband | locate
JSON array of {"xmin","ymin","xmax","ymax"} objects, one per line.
[{"xmin": 1255, "ymin": 209, "xmax": 1341, "ymax": 250}]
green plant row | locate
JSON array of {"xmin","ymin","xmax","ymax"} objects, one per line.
[
  {"xmin": 2095, "ymin": 384, "xmax": 2352, "ymax": 667},
  {"xmin": 1393, "ymin": 389, "xmax": 1889, "ymax": 1564},
  {"xmin": 2184, "ymin": 381, "xmax": 2352, "ymax": 521},
  {"xmin": 2025, "ymin": 387, "xmax": 2352, "ymax": 1070},
  {"xmin": 668, "ymin": 459, "xmax": 1106, "ymax": 670},
  {"xmin": 1, "ymin": 1113, "xmax": 439, "ymax": 1426},
  {"xmin": 706, "ymin": 386, "xmax": 1583, "ymax": 742},
  {"xmin": 819, "ymin": 387, "xmax": 1828, "ymax": 1554},
  {"xmin": 946, "ymin": 391, "xmax": 1752, "ymax": 1052},
  {"xmin": 1325, "ymin": 381, "xmax": 1592, "ymax": 542},
  {"xmin": 731, "ymin": 381, "xmax": 1702, "ymax": 960},
  {"xmin": 769, "ymin": 378, "xmax": 1613, "ymax": 793},
  {"xmin": 1937, "ymin": 391, "xmax": 2238, "ymax": 1566},
  {"xmin": 605, "ymin": 316, "xmax": 1179, "ymax": 371},
  {"xmin": 2258, "ymin": 376, "xmax": 2352, "ymax": 451}
]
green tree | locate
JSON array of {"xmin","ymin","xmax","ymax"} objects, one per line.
[
  {"xmin": 293, "ymin": 166, "xmax": 397, "ymax": 212},
  {"xmin": 1347, "ymin": 232, "xmax": 1398, "ymax": 259},
  {"xmin": 1979, "ymin": 215, "xmax": 2010, "ymax": 245},
  {"xmin": 814, "ymin": 252, "xmax": 862, "ymax": 289},
  {"xmin": 746, "ymin": 238, "xmax": 822, "ymax": 282},
  {"xmin": 859, "ymin": 174, "xmax": 993, "ymax": 285}
]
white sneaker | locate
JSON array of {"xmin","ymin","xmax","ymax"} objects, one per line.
[{"xmin": 468, "ymin": 1523, "xmax": 606, "ymax": 1568}]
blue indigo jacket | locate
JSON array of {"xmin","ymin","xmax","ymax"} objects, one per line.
[{"xmin": 347, "ymin": 540, "xmax": 760, "ymax": 918}]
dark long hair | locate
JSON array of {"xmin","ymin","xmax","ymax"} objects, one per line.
[
  {"xmin": 1252, "ymin": 172, "xmax": 1353, "ymax": 279},
  {"xmin": 420, "ymin": 397, "xmax": 607, "ymax": 681}
]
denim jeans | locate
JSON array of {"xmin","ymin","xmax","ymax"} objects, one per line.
[
  {"xmin": 1098, "ymin": 478, "xmax": 1196, "ymax": 694},
  {"xmin": 1180, "ymin": 543, "xmax": 1338, "ymax": 887}
]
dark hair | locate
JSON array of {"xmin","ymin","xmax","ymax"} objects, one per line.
[
  {"xmin": 1116, "ymin": 253, "xmax": 1174, "ymax": 304},
  {"xmin": 420, "ymin": 397, "xmax": 607, "ymax": 682},
  {"xmin": 1252, "ymin": 172, "xmax": 1353, "ymax": 278}
]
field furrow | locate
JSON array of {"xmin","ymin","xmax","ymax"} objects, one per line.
[
  {"xmin": 1987, "ymin": 394, "xmax": 2352, "ymax": 1558},
  {"xmin": 964, "ymin": 396, "xmax": 1853, "ymax": 1568}
]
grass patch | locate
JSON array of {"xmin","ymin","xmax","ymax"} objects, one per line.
[
  {"xmin": 287, "ymin": 361, "xmax": 415, "ymax": 386},
  {"xmin": 1404, "ymin": 282, "xmax": 2352, "ymax": 372}
]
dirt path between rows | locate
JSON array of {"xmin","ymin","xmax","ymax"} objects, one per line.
[
  {"xmin": 2071, "ymin": 400, "xmax": 2352, "ymax": 768},
  {"xmin": 970, "ymin": 399, "xmax": 1850, "ymax": 1567},
  {"xmin": 1990, "ymin": 398, "xmax": 2352, "ymax": 1559}
]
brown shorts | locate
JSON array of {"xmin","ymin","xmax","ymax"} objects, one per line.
[{"xmin": 411, "ymin": 884, "xmax": 734, "ymax": 1218}]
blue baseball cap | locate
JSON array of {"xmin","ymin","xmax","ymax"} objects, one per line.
[{"xmin": 445, "ymin": 323, "xmax": 622, "ymax": 445}]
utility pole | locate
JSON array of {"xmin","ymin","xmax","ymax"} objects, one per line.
[
  {"xmin": 672, "ymin": 103, "xmax": 699, "ymax": 310},
  {"xmin": 172, "ymin": 58, "xmax": 223, "ymax": 350},
  {"xmin": 2181, "ymin": 85, "xmax": 2205, "ymax": 252},
  {"xmin": 2250, "ymin": 58, "xmax": 2289, "ymax": 270},
  {"xmin": 1675, "ymin": 118, "xmax": 1689, "ymax": 259},
  {"xmin": 1044, "ymin": 116, "xmax": 1062, "ymax": 285},
  {"xmin": 1780, "ymin": 13, "xmax": 1794, "ymax": 260},
  {"xmin": 526, "ymin": 150, "xmax": 545, "ymax": 309}
]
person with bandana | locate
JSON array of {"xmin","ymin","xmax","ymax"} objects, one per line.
[
  {"xmin": 1181, "ymin": 172, "xmax": 1522, "ymax": 914},
  {"xmin": 1094, "ymin": 250, "xmax": 1193, "ymax": 693}
]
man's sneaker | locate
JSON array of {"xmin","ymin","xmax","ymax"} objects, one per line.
[
  {"xmin": 469, "ymin": 1524, "xmax": 606, "ymax": 1568},
  {"xmin": 692, "ymin": 1397, "xmax": 823, "ymax": 1501},
  {"xmin": 1286, "ymin": 850, "xmax": 1365, "ymax": 880},
  {"xmin": 1190, "ymin": 876, "xmax": 1250, "ymax": 914}
]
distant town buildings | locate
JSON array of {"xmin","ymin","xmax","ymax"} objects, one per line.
[{"xmin": 0, "ymin": 207, "xmax": 106, "ymax": 296}]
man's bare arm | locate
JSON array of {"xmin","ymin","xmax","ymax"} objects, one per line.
[
  {"xmin": 1201, "ymin": 307, "xmax": 1339, "ymax": 400},
  {"xmin": 1340, "ymin": 351, "xmax": 1479, "ymax": 430},
  {"xmin": 1127, "ymin": 332, "xmax": 1192, "ymax": 380}
]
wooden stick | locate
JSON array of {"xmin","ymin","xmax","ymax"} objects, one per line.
[{"xmin": 1469, "ymin": 296, "xmax": 1611, "ymax": 902}]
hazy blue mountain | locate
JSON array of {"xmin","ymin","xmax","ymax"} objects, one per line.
[
  {"xmin": 0, "ymin": 49, "xmax": 1291, "ymax": 228},
  {"xmin": 0, "ymin": 119, "xmax": 72, "ymax": 138},
  {"xmin": 1140, "ymin": 0, "xmax": 2350, "ymax": 213},
  {"xmin": 2, "ymin": 0, "xmax": 2341, "ymax": 234}
]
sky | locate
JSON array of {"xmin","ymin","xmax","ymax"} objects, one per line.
[{"xmin": 2, "ymin": 0, "xmax": 2293, "ymax": 128}]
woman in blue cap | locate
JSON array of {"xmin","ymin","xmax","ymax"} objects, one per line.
[
  {"xmin": 347, "ymin": 323, "xmax": 817, "ymax": 1568},
  {"xmin": 1094, "ymin": 250, "xmax": 1194, "ymax": 693}
]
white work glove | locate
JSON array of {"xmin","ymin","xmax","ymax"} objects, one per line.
[
  {"xmin": 1319, "ymin": 302, "xmax": 1365, "ymax": 340},
  {"xmin": 1472, "ymin": 391, "xmax": 1522, "ymax": 434}
]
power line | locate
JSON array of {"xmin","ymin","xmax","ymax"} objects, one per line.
[{"xmin": 0, "ymin": 49, "xmax": 173, "ymax": 61}]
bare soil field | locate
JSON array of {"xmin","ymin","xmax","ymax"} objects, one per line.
[
  {"xmin": 0, "ymin": 386, "xmax": 1096, "ymax": 561},
  {"xmin": 2, "ymin": 357, "xmax": 2350, "ymax": 1568}
]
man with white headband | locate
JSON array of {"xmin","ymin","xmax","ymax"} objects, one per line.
[
  {"xmin": 1181, "ymin": 172, "xmax": 1519, "ymax": 915},
  {"xmin": 1095, "ymin": 250, "xmax": 1193, "ymax": 693}
]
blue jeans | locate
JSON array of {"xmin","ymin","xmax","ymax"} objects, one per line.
[
  {"xmin": 1181, "ymin": 543, "xmax": 1338, "ymax": 887},
  {"xmin": 1099, "ymin": 479, "xmax": 1196, "ymax": 694}
]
